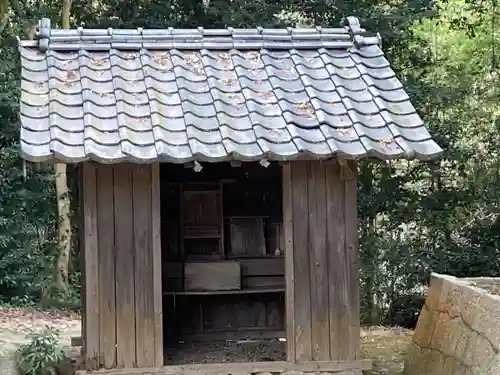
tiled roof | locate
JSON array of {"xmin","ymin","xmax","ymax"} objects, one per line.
[{"xmin": 18, "ymin": 17, "xmax": 443, "ymax": 164}]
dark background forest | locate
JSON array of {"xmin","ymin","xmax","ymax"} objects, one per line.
[{"xmin": 0, "ymin": 0, "xmax": 499, "ymax": 328}]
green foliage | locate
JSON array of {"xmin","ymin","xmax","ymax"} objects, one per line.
[
  {"xmin": 0, "ymin": 21, "xmax": 59, "ymax": 305},
  {"xmin": 356, "ymin": 0, "xmax": 500, "ymax": 325},
  {"xmin": 15, "ymin": 327, "xmax": 68, "ymax": 375},
  {"xmin": 0, "ymin": 14, "xmax": 79, "ymax": 307}
]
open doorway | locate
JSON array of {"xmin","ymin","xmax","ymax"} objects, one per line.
[{"xmin": 160, "ymin": 161, "xmax": 286, "ymax": 364}]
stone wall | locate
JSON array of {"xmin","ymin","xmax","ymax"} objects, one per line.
[{"xmin": 405, "ymin": 273, "xmax": 500, "ymax": 375}]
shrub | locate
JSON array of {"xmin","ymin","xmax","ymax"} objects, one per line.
[{"xmin": 16, "ymin": 326, "xmax": 68, "ymax": 375}]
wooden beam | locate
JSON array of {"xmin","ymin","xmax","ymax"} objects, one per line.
[
  {"xmin": 308, "ymin": 160, "xmax": 330, "ymax": 360},
  {"xmin": 151, "ymin": 163, "xmax": 164, "ymax": 367},
  {"xmin": 344, "ymin": 160, "xmax": 360, "ymax": 359},
  {"xmin": 96, "ymin": 165, "xmax": 117, "ymax": 368},
  {"xmin": 113, "ymin": 164, "xmax": 136, "ymax": 367},
  {"xmin": 290, "ymin": 161, "xmax": 313, "ymax": 361},
  {"xmin": 282, "ymin": 162, "xmax": 295, "ymax": 362},
  {"xmin": 132, "ymin": 165, "xmax": 155, "ymax": 367},
  {"xmin": 325, "ymin": 161, "xmax": 344, "ymax": 360},
  {"xmin": 82, "ymin": 163, "xmax": 99, "ymax": 370},
  {"xmin": 75, "ymin": 359, "xmax": 372, "ymax": 375}
]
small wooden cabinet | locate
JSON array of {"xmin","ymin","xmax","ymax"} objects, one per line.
[
  {"xmin": 184, "ymin": 261, "xmax": 241, "ymax": 291},
  {"xmin": 228, "ymin": 217, "xmax": 266, "ymax": 257},
  {"xmin": 180, "ymin": 183, "xmax": 224, "ymax": 260}
]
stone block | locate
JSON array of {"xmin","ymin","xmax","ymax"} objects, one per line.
[
  {"xmin": 403, "ymin": 343, "xmax": 426, "ymax": 375},
  {"xmin": 412, "ymin": 306, "xmax": 436, "ymax": 348},
  {"xmin": 426, "ymin": 273, "xmax": 452, "ymax": 311},
  {"xmin": 474, "ymin": 294, "xmax": 500, "ymax": 349},
  {"xmin": 282, "ymin": 371, "xmax": 303, "ymax": 375},
  {"xmin": 461, "ymin": 332, "xmax": 478, "ymax": 367},
  {"xmin": 482, "ymin": 352, "xmax": 500, "ymax": 375},
  {"xmin": 446, "ymin": 318, "xmax": 467, "ymax": 355},
  {"xmin": 425, "ymin": 349, "xmax": 445, "ymax": 375},
  {"xmin": 470, "ymin": 334, "xmax": 495, "ymax": 369},
  {"xmin": 429, "ymin": 311, "xmax": 453, "ymax": 353},
  {"xmin": 443, "ymin": 357, "xmax": 457, "ymax": 375},
  {"xmin": 459, "ymin": 286, "xmax": 482, "ymax": 327},
  {"xmin": 405, "ymin": 274, "xmax": 500, "ymax": 375}
]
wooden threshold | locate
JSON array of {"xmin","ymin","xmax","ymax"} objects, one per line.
[
  {"xmin": 75, "ymin": 359, "xmax": 372, "ymax": 375},
  {"xmin": 163, "ymin": 287, "xmax": 285, "ymax": 296}
]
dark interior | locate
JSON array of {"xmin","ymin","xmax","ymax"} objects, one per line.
[{"xmin": 160, "ymin": 161, "xmax": 286, "ymax": 364}]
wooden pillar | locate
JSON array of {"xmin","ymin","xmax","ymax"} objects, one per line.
[
  {"xmin": 81, "ymin": 162, "xmax": 163, "ymax": 369},
  {"xmin": 283, "ymin": 160, "xmax": 360, "ymax": 363}
]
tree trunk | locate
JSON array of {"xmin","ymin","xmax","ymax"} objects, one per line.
[
  {"xmin": 62, "ymin": 0, "xmax": 71, "ymax": 29},
  {"xmin": 54, "ymin": 0, "xmax": 72, "ymax": 293},
  {"xmin": 55, "ymin": 163, "xmax": 71, "ymax": 292}
]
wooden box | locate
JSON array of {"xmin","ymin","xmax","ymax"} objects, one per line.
[
  {"xmin": 184, "ymin": 261, "xmax": 241, "ymax": 291},
  {"xmin": 229, "ymin": 217, "xmax": 266, "ymax": 256}
]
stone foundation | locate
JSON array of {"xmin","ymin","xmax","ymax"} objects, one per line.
[{"xmin": 405, "ymin": 273, "xmax": 500, "ymax": 375}]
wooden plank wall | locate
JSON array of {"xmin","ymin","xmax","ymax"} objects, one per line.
[
  {"xmin": 282, "ymin": 160, "xmax": 360, "ymax": 363},
  {"xmin": 81, "ymin": 162, "xmax": 163, "ymax": 369}
]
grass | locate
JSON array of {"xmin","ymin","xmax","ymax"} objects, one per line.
[{"xmin": 361, "ymin": 327, "xmax": 413, "ymax": 375}]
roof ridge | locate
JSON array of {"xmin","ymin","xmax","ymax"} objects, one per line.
[{"xmin": 19, "ymin": 17, "xmax": 382, "ymax": 53}]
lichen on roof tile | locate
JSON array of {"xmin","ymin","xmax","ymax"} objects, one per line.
[{"xmin": 18, "ymin": 17, "xmax": 443, "ymax": 164}]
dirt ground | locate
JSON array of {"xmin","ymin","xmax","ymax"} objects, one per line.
[
  {"xmin": 0, "ymin": 308, "xmax": 412, "ymax": 375},
  {"xmin": 167, "ymin": 327, "xmax": 412, "ymax": 374},
  {"xmin": 165, "ymin": 339, "xmax": 287, "ymax": 364},
  {"xmin": 360, "ymin": 326, "xmax": 412, "ymax": 375}
]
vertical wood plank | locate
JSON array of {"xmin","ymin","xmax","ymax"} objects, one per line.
[
  {"xmin": 78, "ymin": 166, "xmax": 87, "ymax": 368},
  {"xmin": 290, "ymin": 161, "xmax": 312, "ymax": 361},
  {"xmin": 132, "ymin": 165, "xmax": 155, "ymax": 367},
  {"xmin": 82, "ymin": 163, "xmax": 99, "ymax": 369},
  {"xmin": 151, "ymin": 163, "xmax": 164, "ymax": 367},
  {"xmin": 96, "ymin": 165, "xmax": 117, "ymax": 368},
  {"xmin": 344, "ymin": 161, "xmax": 360, "ymax": 360},
  {"xmin": 325, "ymin": 162, "xmax": 346, "ymax": 360},
  {"xmin": 308, "ymin": 161, "xmax": 330, "ymax": 360},
  {"xmin": 179, "ymin": 183, "xmax": 185, "ymax": 260},
  {"xmin": 219, "ymin": 182, "xmax": 225, "ymax": 257},
  {"xmin": 282, "ymin": 163, "xmax": 295, "ymax": 362},
  {"xmin": 113, "ymin": 164, "xmax": 136, "ymax": 368}
]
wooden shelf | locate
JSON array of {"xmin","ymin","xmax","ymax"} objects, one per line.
[
  {"xmin": 163, "ymin": 287, "xmax": 285, "ymax": 296},
  {"xmin": 225, "ymin": 215, "xmax": 270, "ymax": 219},
  {"xmin": 226, "ymin": 255, "xmax": 284, "ymax": 259},
  {"xmin": 183, "ymin": 234, "xmax": 221, "ymax": 239}
]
